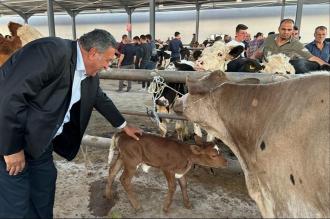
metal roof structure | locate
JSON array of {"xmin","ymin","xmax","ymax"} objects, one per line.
[{"xmin": 0, "ymin": 0, "xmax": 328, "ymax": 18}]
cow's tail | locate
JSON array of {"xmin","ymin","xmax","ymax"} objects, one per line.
[{"xmin": 108, "ymin": 133, "xmax": 120, "ymax": 165}]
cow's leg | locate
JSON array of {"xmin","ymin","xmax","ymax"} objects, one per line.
[
  {"xmin": 193, "ymin": 123, "xmax": 203, "ymax": 139},
  {"xmin": 162, "ymin": 170, "xmax": 176, "ymax": 213},
  {"xmin": 120, "ymin": 166, "xmax": 141, "ymax": 210},
  {"xmin": 157, "ymin": 105, "xmax": 168, "ymax": 137},
  {"xmin": 175, "ymin": 120, "xmax": 184, "ymax": 141},
  {"xmin": 159, "ymin": 121, "xmax": 167, "ymax": 137},
  {"xmin": 206, "ymin": 133, "xmax": 215, "ymax": 142},
  {"xmin": 178, "ymin": 175, "xmax": 192, "ymax": 209},
  {"xmin": 183, "ymin": 121, "xmax": 190, "ymax": 140},
  {"xmin": 105, "ymin": 157, "xmax": 123, "ymax": 199}
]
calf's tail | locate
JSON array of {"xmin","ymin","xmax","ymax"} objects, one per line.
[{"xmin": 108, "ymin": 133, "xmax": 120, "ymax": 165}]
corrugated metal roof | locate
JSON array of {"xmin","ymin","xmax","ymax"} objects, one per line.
[{"xmin": 0, "ymin": 0, "xmax": 328, "ymax": 18}]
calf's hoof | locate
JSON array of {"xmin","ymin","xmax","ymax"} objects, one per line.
[
  {"xmin": 184, "ymin": 201, "xmax": 192, "ymax": 209},
  {"xmin": 132, "ymin": 202, "xmax": 142, "ymax": 211},
  {"xmin": 163, "ymin": 207, "xmax": 170, "ymax": 214},
  {"xmin": 134, "ymin": 205, "xmax": 144, "ymax": 214}
]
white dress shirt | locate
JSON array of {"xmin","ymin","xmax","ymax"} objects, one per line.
[{"xmin": 54, "ymin": 42, "xmax": 126, "ymax": 138}]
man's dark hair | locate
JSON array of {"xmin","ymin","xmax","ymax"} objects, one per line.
[
  {"xmin": 133, "ymin": 36, "xmax": 140, "ymax": 41},
  {"xmin": 315, "ymin": 25, "xmax": 327, "ymax": 33},
  {"xmin": 235, "ymin": 24, "xmax": 248, "ymax": 33},
  {"xmin": 122, "ymin": 34, "xmax": 128, "ymax": 40},
  {"xmin": 174, "ymin": 31, "xmax": 180, "ymax": 37},
  {"xmin": 268, "ymin": 31, "xmax": 275, "ymax": 36},
  {"xmin": 255, "ymin": 32, "xmax": 263, "ymax": 38},
  {"xmin": 79, "ymin": 29, "xmax": 117, "ymax": 53},
  {"xmin": 214, "ymin": 36, "xmax": 222, "ymax": 41},
  {"xmin": 146, "ymin": 34, "xmax": 152, "ymax": 40},
  {"xmin": 140, "ymin": 35, "xmax": 146, "ymax": 40},
  {"xmin": 293, "ymin": 25, "xmax": 299, "ymax": 31},
  {"xmin": 280, "ymin": 18, "xmax": 295, "ymax": 26}
]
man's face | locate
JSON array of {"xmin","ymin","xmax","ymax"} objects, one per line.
[
  {"xmin": 278, "ymin": 21, "xmax": 294, "ymax": 40},
  {"xmin": 292, "ymin": 30, "xmax": 299, "ymax": 39},
  {"xmin": 314, "ymin": 29, "xmax": 327, "ymax": 43},
  {"xmin": 84, "ymin": 47, "xmax": 115, "ymax": 77},
  {"xmin": 236, "ymin": 29, "xmax": 248, "ymax": 42}
]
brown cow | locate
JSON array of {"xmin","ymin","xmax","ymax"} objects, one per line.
[
  {"xmin": 174, "ymin": 71, "xmax": 330, "ymax": 217},
  {"xmin": 0, "ymin": 22, "xmax": 42, "ymax": 66},
  {"xmin": 106, "ymin": 132, "xmax": 228, "ymax": 213}
]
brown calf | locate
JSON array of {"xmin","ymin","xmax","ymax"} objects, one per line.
[{"xmin": 106, "ymin": 132, "xmax": 228, "ymax": 213}]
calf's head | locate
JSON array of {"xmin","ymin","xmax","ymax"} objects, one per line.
[{"xmin": 190, "ymin": 143, "xmax": 228, "ymax": 168}]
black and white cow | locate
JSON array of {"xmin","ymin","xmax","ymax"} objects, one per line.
[{"xmin": 155, "ymin": 61, "xmax": 194, "ymax": 141}]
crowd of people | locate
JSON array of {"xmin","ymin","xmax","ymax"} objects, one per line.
[{"xmin": 113, "ymin": 18, "xmax": 329, "ymax": 91}]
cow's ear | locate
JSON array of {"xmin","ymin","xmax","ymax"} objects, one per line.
[
  {"xmin": 190, "ymin": 145, "xmax": 203, "ymax": 155},
  {"xmin": 229, "ymin": 45, "xmax": 244, "ymax": 59},
  {"xmin": 237, "ymin": 78, "xmax": 260, "ymax": 84}
]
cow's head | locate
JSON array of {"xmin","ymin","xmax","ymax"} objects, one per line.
[
  {"xmin": 262, "ymin": 53, "xmax": 295, "ymax": 74},
  {"xmin": 197, "ymin": 41, "xmax": 244, "ymax": 72},
  {"xmin": 8, "ymin": 22, "xmax": 22, "ymax": 36}
]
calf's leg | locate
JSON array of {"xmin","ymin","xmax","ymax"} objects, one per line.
[
  {"xmin": 120, "ymin": 166, "xmax": 141, "ymax": 210},
  {"xmin": 105, "ymin": 157, "xmax": 123, "ymax": 199},
  {"xmin": 162, "ymin": 170, "xmax": 176, "ymax": 213},
  {"xmin": 178, "ymin": 175, "xmax": 192, "ymax": 209}
]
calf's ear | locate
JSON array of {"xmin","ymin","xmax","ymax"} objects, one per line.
[{"xmin": 190, "ymin": 145, "xmax": 203, "ymax": 155}]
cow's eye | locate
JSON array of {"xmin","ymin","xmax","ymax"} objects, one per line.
[{"xmin": 218, "ymin": 53, "xmax": 223, "ymax": 57}]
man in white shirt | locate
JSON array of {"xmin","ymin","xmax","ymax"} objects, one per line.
[{"xmin": 226, "ymin": 24, "xmax": 249, "ymax": 57}]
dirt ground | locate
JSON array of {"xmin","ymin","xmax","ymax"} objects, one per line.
[{"xmin": 53, "ymin": 79, "xmax": 261, "ymax": 218}]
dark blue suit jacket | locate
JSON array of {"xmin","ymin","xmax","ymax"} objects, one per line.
[{"xmin": 0, "ymin": 37, "xmax": 125, "ymax": 160}]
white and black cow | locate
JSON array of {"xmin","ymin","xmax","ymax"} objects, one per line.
[{"xmin": 155, "ymin": 61, "xmax": 194, "ymax": 140}]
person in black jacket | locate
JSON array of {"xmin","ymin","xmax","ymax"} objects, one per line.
[{"xmin": 0, "ymin": 29, "xmax": 142, "ymax": 218}]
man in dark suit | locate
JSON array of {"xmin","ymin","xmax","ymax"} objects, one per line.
[{"xmin": 0, "ymin": 29, "xmax": 142, "ymax": 218}]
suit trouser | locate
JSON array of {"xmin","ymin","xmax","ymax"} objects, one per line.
[{"xmin": 0, "ymin": 146, "xmax": 57, "ymax": 218}]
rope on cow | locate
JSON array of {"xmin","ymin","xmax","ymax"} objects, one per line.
[{"xmin": 147, "ymin": 75, "xmax": 185, "ymax": 126}]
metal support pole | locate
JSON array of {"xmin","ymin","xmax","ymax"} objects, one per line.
[
  {"xmin": 295, "ymin": 0, "xmax": 303, "ymax": 35},
  {"xmin": 195, "ymin": 3, "xmax": 200, "ymax": 43},
  {"xmin": 23, "ymin": 16, "xmax": 29, "ymax": 24},
  {"xmin": 280, "ymin": 0, "xmax": 286, "ymax": 21},
  {"xmin": 149, "ymin": 0, "xmax": 155, "ymax": 40},
  {"xmin": 125, "ymin": 7, "xmax": 134, "ymax": 39},
  {"xmin": 71, "ymin": 12, "xmax": 77, "ymax": 40},
  {"xmin": 47, "ymin": 0, "xmax": 56, "ymax": 36}
]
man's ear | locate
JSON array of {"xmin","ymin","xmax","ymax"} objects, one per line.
[
  {"xmin": 88, "ymin": 47, "xmax": 98, "ymax": 58},
  {"xmin": 190, "ymin": 145, "xmax": 202, "ymax": 155}
]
